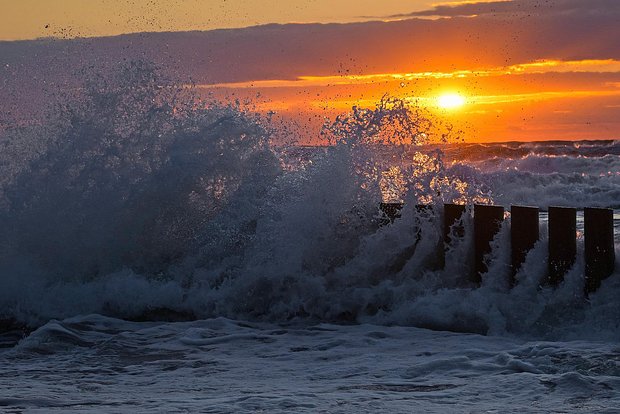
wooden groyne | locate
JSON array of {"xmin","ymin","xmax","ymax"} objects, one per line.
[
  {"xmin": 584, "ymin": 207, "xmax": 616, "ymax": 293},
  {"xmin": 380, "ymin": 203, "xmax": 617, "ymax": 294},
  {"xmin": 473, "ymin": 205, "xmax": 504, "ymax": 284},
  {"xmin": 548, "ymin": 206, "xmax": 577, "ymax": 286},
  {"xmin": 510, "ymin": 206, "xmax": 539, "ymax": 285}
]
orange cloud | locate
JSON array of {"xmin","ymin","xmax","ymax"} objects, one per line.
[{"xmin": 199, "ymin": 59, "xmax": 620, "ymax": 89}]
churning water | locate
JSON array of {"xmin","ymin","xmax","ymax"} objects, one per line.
[{"xmin": 0, "ymin": 62, "xmax": 618, "ymax": 412}]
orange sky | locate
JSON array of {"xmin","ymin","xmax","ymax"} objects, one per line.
[
  {"xmin": 203, "ymin": 57, "xmax": 620, "ymax": 143},
  {"xmin": 1, "ymin": 0, "xmax": 619, "ymax": 143},
  {"xmin": 0, "ymin": 0, "xmax": 475, "ymax": 41}
]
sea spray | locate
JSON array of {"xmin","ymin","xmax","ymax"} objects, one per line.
[
  {"xmin": 0, "ymin": 61, "xmax": 281, "ymax": 321},
  {"xmin": 0, "ymin": 61, "xmax": 618, "ymax": 341}
]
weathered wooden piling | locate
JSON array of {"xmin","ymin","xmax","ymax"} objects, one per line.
[
  {"xmin": 442, "ymin": 204, "xmax": 467, "ymax": 269},
  {"xmin": 443, "ymin": 204, "xmax": 467, "ymax": 246},
  {"xmin": 474, "ymin": 204, "xmax": 504, "ymax": 284},
  {"xmin": 387, "ymin": 204, "xmax": 434, "ymax": 272},
  {"xmin": 584, "ymin": 207, "xmax": 615, "ymax": 294},
  {"xmin": 415, "ymin": 204, "xmax": 433, "ymax": 238},
  {"xmin": 547, "ymin": 206, "xmax": 577, "ymax": 286},
  {"xmin": 416, "ymin": 204, "xmax": 433, "ymax": 214},
  {"xmin": 510, "ymin": 206, "xmax": 539, "ymax": 283},
  {"xmin": 378, "ymin": 201, "xmax": 616, "ymax": 295},
  {"xmin": 379, "ymin": 202, "xmax": 403, "ymax": 225}
]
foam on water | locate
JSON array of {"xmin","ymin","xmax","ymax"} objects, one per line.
[
  {"xmin": 0, "ymin": 62, "xmax": 619, "ymax": 343},
  {"xmin": 1, "ymin": 315, "xmax": 619, "ymax": 412}
]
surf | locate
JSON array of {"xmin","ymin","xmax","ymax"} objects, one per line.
[{"xmin": 0, "ymin": 61, "xmax": 618, "ymax": 342}]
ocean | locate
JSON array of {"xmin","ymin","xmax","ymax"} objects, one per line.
[{"xmin": 0, "ymin": 64, "xmax": 619, "ymax": 413}]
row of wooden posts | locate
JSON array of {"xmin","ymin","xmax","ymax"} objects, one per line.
[{"xmin": 379, "ymin": 203, "xmax": 616, "ymax": 294}]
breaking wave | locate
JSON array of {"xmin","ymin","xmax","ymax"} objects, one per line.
[{"xmin": 0, "ymin": 61, "xmax": 618, "ymax": 341}]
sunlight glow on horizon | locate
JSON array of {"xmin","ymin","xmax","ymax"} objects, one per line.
[{"xmin": 437, "ymin": 93, "xmax": 466, "ymax": 109}]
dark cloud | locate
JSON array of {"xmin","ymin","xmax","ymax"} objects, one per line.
[
  {"xmin": 394, "ymin": 0, "xmax": 620, "ymax": 18},
  {"xmin": 1, "ymin": 0, "xmax": 619, "ymax": 88}
]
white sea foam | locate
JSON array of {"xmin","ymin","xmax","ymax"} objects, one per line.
[
  {"xmin": 1, "ymin": 60, "xmax": 619, "ymax": 413},
  {"xmin": 0, "ymin": 62, "xmax": 618, "ymax": 341},
  {"xmin": 1, "ymin": 315, "xmax": 619, "ymax": 412}
]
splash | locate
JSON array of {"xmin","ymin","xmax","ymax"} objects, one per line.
[
  {"xmin": 0, "ymin": 62, "xmax": 617, "ymax": 342},
  {"xmin": 320, "ymin": 96, "xmax": 489, "ymax": 205},
  {"xmin": 1, "ymin": 61, "xmax": 279, "ymax": 280}
]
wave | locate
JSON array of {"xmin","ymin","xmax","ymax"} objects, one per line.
[
  {"xmin": 0, "ymin": 61, "xmax": 618, "ymax": 341},
  {"xmin": 444, "ymin": 144, "xmax": 620, "ymax": 209},
  {"xmin": 441, "ymin": 140, "xmax": 620, "ymax": 161}
]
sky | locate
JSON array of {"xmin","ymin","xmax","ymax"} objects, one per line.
[
  {"xmin": 1, "ymin": 0, "xmax": 619, "ymax": 142},
  {"xmin": 0, "ymin": 0, "xmax": 475, "ymax": 41}
]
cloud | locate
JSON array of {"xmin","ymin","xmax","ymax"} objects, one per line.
[
  {"xmin": 1, "ymin": 0, "xmax": 619, "ymax": 86},
  {"xmin": 394, "ymin": 0, "xmax": 620, "ymax": 18}
]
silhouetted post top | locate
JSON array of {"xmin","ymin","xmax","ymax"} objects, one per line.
[
  {"xmin": 547, "ymin": 206, "xmax": 577, "ymax": 286},
  {"xmin": 474, "ymin": 204, "xmax": 504, "ymax": 285},
  {"xmin": 584, "ymin": 207, "xmax": 615, "ymax": 295},
  {"xmin": 443, "ymin": 204, "xmax": 467, "ymax": 246},
  {"xmin": 510, "ymin": 206, "xmax": 539, "ymax": 284},
  {"xmin": 379, "ymin": 202, "xmax": 403, "ymax": 225}
]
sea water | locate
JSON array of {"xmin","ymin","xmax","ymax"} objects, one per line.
[{"xmin": 0, "ymin": 63, "xmax": 619, "ymax": 412}]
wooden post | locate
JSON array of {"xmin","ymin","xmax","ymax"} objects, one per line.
[
  {"xmin": 547, "ymin": 206, "xmax": 576, "ymax": 286},
  {"xmin": 584, "ymin": 207, "xmax": 615, "ymax": 294},
  {"xmin": 416, "ymin": 204, "xmax": 433, "ymax": 214},
  {"xmin": 510, "ymin": 206, "xmax": 539, "ymax": 284},
  {"xmin": 415, "ymin": 204, "xmax": 433, "ymax": 239},
  {"xmin": 379, "ymin": 202, "xmax": 403, "ymax": 225},
  {"xmin": 474, "ymin": 204, "xmax": 504, "ymax": 284},
  {"xmin": 442, "ymin": 204, "xmax": 467, "ymax": 269},
  {"xmin": 387, "ymin": 204, "xmax": 433, "ymax": 272},
  {"xmin": 443, "ymin": 204, "xmax": 467, "ymax": 246}
]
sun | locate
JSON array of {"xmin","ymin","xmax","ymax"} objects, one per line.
[{"xmin": 437, "ymin": 93, "xmax": 466, "ymax": 110}]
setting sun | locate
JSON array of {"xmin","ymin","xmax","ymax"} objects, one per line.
[{"xmin": 437, "ymin": 93, "xmax": 466, "ymax": 109}]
